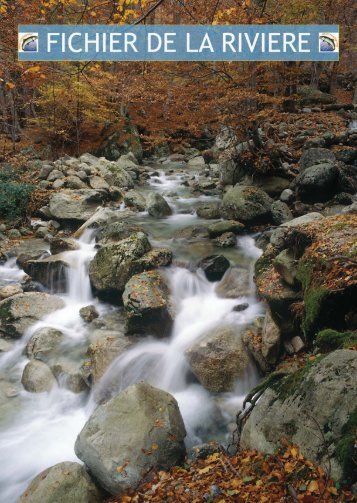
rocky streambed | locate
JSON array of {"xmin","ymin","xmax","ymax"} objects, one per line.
[{"xmin": 0, "ymin": 120, "xmax": 356, "ymax": 501}]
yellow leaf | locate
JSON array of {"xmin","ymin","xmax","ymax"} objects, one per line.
[
  {"xmin": 206, "ymin": 452, "xmax": 220, "ymax": 463},
  {"xmin": 328, "ymin": 486, "xmax": 338, "ymax": 496},
  {"xmin": 151, "ymin": 443, "xmax": 159, "ymax": 450},
  {"xmin": 24, "ymin": 65, "xmax": 41, "ymax": 74},
  {"xmin": 6, "ymin": 82, "xmax": 15, "ymax": 89},
  {"xmin": 291, "ymin": 447, "xmax": 298, "ymax": 458},
  {"xmin": 198, "ymin": 466, "xmax": 212, "ymax": 474},
  {"xmin": 307, "ymin": 480, "xmax": 319, "ymax": 493},
  {"xmin": 284, "ymin": 462, "xmax": 295, "ymax": 474}
]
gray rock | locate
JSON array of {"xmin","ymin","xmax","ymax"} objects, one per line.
[
  {"xmin": 207, "ymin": 220, "xmax": 244, "ymax": 238},
  {"xmin": 123, "ymin": 190, "xmax": 146, "ymax": 212},
  {"xmin": 215, "ymin": 267, "xmax": 251, "ymax": 298},
  {"xmin": 21, "ymin": 360, "xmax": 57, "ymax": 393},
  {"xmin": 271, "ymin": 201, "xmax": 293, "ymax": 225},
  {"xmin": 47, "ymin": 170, "xmax": 64, "ymax": 182},
  {"xmin": 273, "ymin": 249, "xmax": 298, "ymax": 286},
  {"xmin": 299, "ymin": 147, "xmax": 336, "ymax": 170},
  {"xmin": 196, "ymin": 202, "xmax": 221, "ymax": 220},
  {"xmin": 82, "ymin": 331, "xmax": 134, "ymax": 386},
  {"xmin": 97, "ymin": 158, "xmax": 134, "ymax": 189},
  {"xmin": 75, "ymin": 383, "xmax": 186, "ymax": 496},
  {"xmin": 252, "ymin": 176, "xmax": 291, "ymax": 197},
  {"xmin": 294, "ymin": 163, "xmax": 339, "ymax": 203},
  {"xmin": 15, "ymin": 239, "xmax": 50, "ymax": 268},
  {"xmin": 51, "ymin": 359, "xmax": 88, "ymax": 393},
  {"xmin": 188, "ymin": 156, "xmax": 205, "ymax": 166},
  {"xmin": 49, "ymin": 190, "xmax": 108, "ymax": 222},
  {"xmin": 0, "ymin": 284, "xmax": 23, "ymax": 300},
  {"xmin": 50, "ymin": 237, "xmax": 80, "ymax": 255},
  {"xmin": 74, "ymin": 207, "xmax": 134, "ymax": 238},
  {"xmin": 26, "ymin": 327, "xmax": 64, "ymax": 363},
  {"xmin": 52, "ymin": 179, "xmax": 65, "ymax": 189},
  {"xmin": 39, "ymin": 164, "xmax": 54, "ymax": 180},
  {"xmin": 221, "ymin": 185, "xmax": 273, "ymax": 225},
  {"xmin": 280, "ymin": 188, "xmax": 294, "ymax": 203},
  {"xmin": 261, "ymin": 310, "xmax": 281, "ymax": 365},
  {"xmin": 284, "ymin": 336, "xmax": 305, "ymax": 355},
  {"xmin": 214, "ymin": 232, "xmax": 236, "ymax": 248},
  {"xmin": 18, "ymin": 461, "xmax": 104, "ymax": 503},
  {"xmin": 89, "ymin": 176, "xmax": 110, "ymax": 190},
  {"xmin": 123, "ymin": 271, "xmax": 173, "ymax": 337},
  {"xmin": 185, "ymin": 325, "xmax": 250, "ymax": 392},
  {"xmin": 240, "ymin": 350, "xmax": 357, "ymax": 483},
  {"xmin": 79, "ymin": 305, "xmax": 99, "ymax": 323},
  {"xmin": 281, "ymin": 212, "xmax": 324, "ymax": 228},
  {"xmin": 0, "ymin": 293, "xmax": 64, "ymax": 338},
  {"xmin": 89, "ymin": 232, "xmax": 151, "ymax": 297},
  {"xmin": 66, "ymin": 176, "xmax": 87, "ymax": 190},
  {"xmin": 146, "ymin": 192, "xmax": 172, "ymax": 218},
  {"xmin": 95, "ymin": 221, "xmax": 144, "ymax": 245},
  {"xmin": 7, "ymin": 229, "xmax": 21, "ymax": 239}
]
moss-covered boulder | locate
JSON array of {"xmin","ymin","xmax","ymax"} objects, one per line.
[
  {"xmin": 123, "ymin": 271, "xmax": 173, "ymax": 337},
  {"xmin": 240, "ymin": 349, "xmax": 357, "ymax": 484},
  {"xmin": 220, "ymin": 185, "xmax": 273, "ymax": 225},
  {"xmin": 316, "ymin": 329, "xmax": 357, "ymax": 353}
]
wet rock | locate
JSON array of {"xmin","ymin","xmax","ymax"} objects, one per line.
[
  {"xmin": 0, "ymin": 293, "xmax": 64, "ymax": 338},
  {"xmin": 261, "ymin": 310, "xmax": 282, "ymax": 365},
  {"xmin": 123, "ymin": 190, "xmax": 146, "ymax": 212},
  {"xmin": 23, "ymin": 255, "xmax": 69, "ymax": 292},
  {"xmin": 51, "ymin": 359, "xmax": 88, "ymax": 393},
  {"xmin": 146, "ymin": 191, "xmax": 172, "ymax": 218},
  {"xmin": 82, "ymin": 331, "xmax": 134, "ymax": 386},
  {"xmin": 49, "ymin": 237, "xmax": 80, "ymax": 255},
  {"xmin": 214, "ymin": 232, "xmax": 236, "ymax": 248},
  {"xmin": 186, "ymin": 325, "xmax": 250, "ymax": 392},
  {"xmin": 12, "ymin": 239, "xmax": 50, "ymax": 268},
  {"xmin": 293, "ymin": 163, "xmax": 339, "ymax": 203},
  {"xmin": 0, "ymin": 339, "xmax": 13, "ymax": 352},
  {"xmin": 18, "ymin": 461, "xmax": 105, "ymax": 503},
  {"xmin": 221, "ymin": 185, "xmax": 273, "ymax": 225},
  {"xmin": 0, "ymin": 284, "xmax": 23, "ymax": 300},
  {"xmin": 123, "ymin": 270, "xmax": 173, "ymax": 337},
  {"xmin": 198, "ymin": 255, "xmax": 230, "ymax": 282},
  {"xmin": 271, "ymin": 201, "xmax": 293, "ymax": 225},
  {"xmin": 174, "ymin": 225, "xmax": 209, "ymax": 240},
  {"xmin": 299, "ymin": 147, "xmax": 336, "ymax": 170},
  {"xmin": 233, "ymin": 303, "xmax": 249, "ymax": 312},
  {"xmin": 26, "ymin": 327, "xmax": 64, "ymax": 363},
  {"xmin": 207, "ymin": 220, "xmax": 244, "ymax": 238},
  {"xmin": 7, "ymin": 229, "xmax": 21, "ymax": 239},
  {"xmin": 80, "ymin": 305, "xmax": 99, "ymax": 323},
  {"xmin": 75, "ymin": 383, "xmax": 186, "ymax": 496},
  {"xmin": 89, "ymin": 232, "xmax": 151, "ymax": 298},
  {"xmin": 133, "ymin": 248, "xmax": 173, "ymax": 271},
  {"xmin": 95, "ymin": 221, "xmax": 144, "ymax": 245},
  {"xmin": 241, "ymin": 349, "xmax": 357, "ymax": 483},
  {"xmin": 49, "ymin": 190, "xmax": 108, "ymax": 222},
  {"xmin": 196, "ymin": 202, "xmax": 221, "ymax": 219},
  {"xmin": 215, "ymin": 267, "xmax": 251, "ymax": 298},
  {"xmin": 21, "ymin": 360, "xmax": 57, "ymax": 393},
  {"xmin": 74, "ymin": 208, "xmax": 134, "ymax": 238}
]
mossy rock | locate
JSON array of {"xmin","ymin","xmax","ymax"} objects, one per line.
[{"xmin": 316, "ymin": 329, "xmax": 357, "ymax": 353}]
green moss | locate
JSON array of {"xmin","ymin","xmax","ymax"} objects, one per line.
[
  {"xmin": 335, "ymin": 408, "xmax": 357, "ymax": 484},
  {"xmin": 316, "ymin": 329, "xmax": 357, "ymax": 353},
  {"xmin": 302, "ymin": 288, "xmax": 329, "ymax": 341}
]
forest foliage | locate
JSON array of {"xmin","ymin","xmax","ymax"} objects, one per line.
[{"xmin": 0, "ymin": 0, "xmax": 356, "ymax": 157}]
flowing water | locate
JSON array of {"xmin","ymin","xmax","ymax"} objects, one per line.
[{"xmin": 0, "ymin": 163, "xmax": 264, "ymax": 501}]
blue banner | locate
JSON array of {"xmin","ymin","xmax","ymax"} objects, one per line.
[{"xmin": 18, "ymin": 25, "xmax": 339, "ymax": 62}]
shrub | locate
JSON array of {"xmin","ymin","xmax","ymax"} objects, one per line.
[{"xmin": 0, "ymin": 167, "xmax": 34, "ymax": 220}]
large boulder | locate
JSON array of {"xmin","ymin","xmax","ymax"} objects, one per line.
[
  {"xmin": 146, "ymin": 192, "xmax": 172, "ymax": 218},
  {"xmin": 241, "ymin": 350, "xmax": 357, "ymax": 483},
  {"xmin": 74, "ymin": 207, "xmax": 134, "ymax": 238},
  {"xmin": 0, "ymin": 293, "xmax": 64, "ymax": 338},
  {"xmin": 221, "ymin": 185, "xmax": 273, "ymax": 225},
  {"xmin": 96, "ymin": 158, "xmax": 134, "ymax": 189},
  {"xmin": 95, "ymin": 221, "xmax": 144, "ymax": 245},
  {"xmin": 18, "ymin": 462, "xmax": 104, "ymax": 503},
  {"xmin": 252, "ymin": 176, "xmax": 290, "ymax": 197},
  {"xmin": 294, "ymin": 163, "xmax": 339, "ymax": 203},
  {"xmin": 299, "ymin": 147, "xmax": 336, "ymax": 170},
  {"xmin": 185, "ymin": 325, "xmax": 250, "ymax": 392},
  {"xmin": 26, "ymin": 327, "xmax": 64, "ymax": 363},
  {"xmin": 75, "ymin": 383, "xmax": 186, "ymax": 496},
  {"xmin": 49, "ymin": 190, "xmax": 108, "ymax": 222},
  {"xmin": 14, "ymin": 239, "xmax": 50, "ymax": 268},
  {"xmin": 123, "ymin": 271, "xmax": 173, "ymax": 337},
  {"xmin": 21, "ymin": 360, "xmax": 57, "ymax": 393},
  {"xmin": 89, "ymin": 232, "xmax": 151, "ymax": 297},
  {"xmin": 207, "ymin": 220, "xmax": 244, "ymax": 238},
  {"xmin": 123, "ymin": 190, "xmax": 146, "ymax": 212}
]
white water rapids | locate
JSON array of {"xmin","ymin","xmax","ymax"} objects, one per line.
[{"xmin": 0, "ymin": 166, "xmax": 264, "ymax": 501}]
